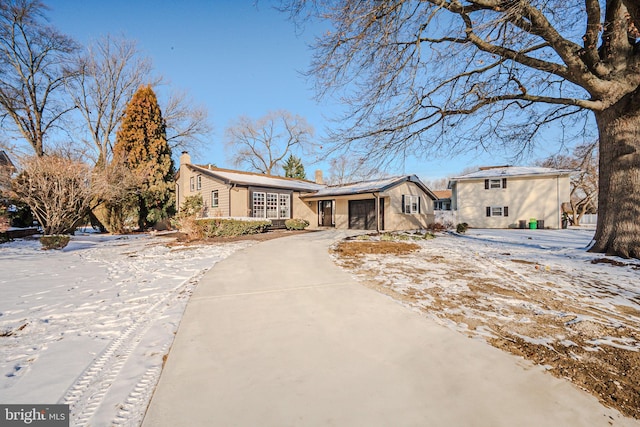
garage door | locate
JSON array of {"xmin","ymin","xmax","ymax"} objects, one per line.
[{"xmin": 349, "ymin": 199, "xmax": 376, "ymax": 230}]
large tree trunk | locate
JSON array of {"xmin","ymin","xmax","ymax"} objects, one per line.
[{"xmin": 590, "ymin": 90, "xmax": 640, "ymax": 259}]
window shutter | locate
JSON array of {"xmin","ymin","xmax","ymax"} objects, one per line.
[
  {"xmin": 504, "ymin": 206, "xmax": 509, "ymax": 217},
  {"xmin": 502, "ymin": 178, "xmax": 507, "ymax": 188},
  {"xmin": 401, "ymin": 195, "xmax": 405, "ymax": 213},
  {"xmin": 418, "ymin": 197, "xmax": 421, "ymax": 214},
  {"xmin": 484, "ymin": 179, "xmax": 489, "ymax": 189},
  {"xmin": 486, "ymin": 206, "xmax": 491, "ymax": 217}
]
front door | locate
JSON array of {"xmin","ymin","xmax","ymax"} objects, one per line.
[{"xmin": 318, "ymin": 200, "xmax": 334, "ymax": 226}]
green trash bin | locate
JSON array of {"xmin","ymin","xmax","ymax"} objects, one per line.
[{"xmin": 529, "ymin": 218, "xmax": 537, "ymax": 229}]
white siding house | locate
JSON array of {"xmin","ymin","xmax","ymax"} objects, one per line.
[{"xmin": 449, "ymin": 166, "xmax": 573, "ymax": 229}]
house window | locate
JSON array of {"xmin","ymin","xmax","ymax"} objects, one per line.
[
  {"xmin": 253, "ymin": 192, "xmax": 265, "ymax": 218},
  {"xmin": 196, "ymin": 175, "xmax": 202, "ymax": 190},
  {"xmin": 190, "ymin": 176, "xmax": 195, "ymax": 191},
  {"xmin": 252, "ymin": 191, "xmax": 291, "ymax": 219},
  {"xmin": 403, "ymin": 195, "xmax": 420, "ymax": 214},
  {"xmin": 486, "ymin": 206, "xmax": 509, "ymax": 217},
  {"xmin": 211, "ymin": 190, "xmax": 219, "ymax": 208},
  {"xmin": 279, "ymin": 194, "xmax": 290, "ymax": 219},
  {"xmin": 485, "ymin": 178, "xmax": 507, "ymax": 189},
  {"xmin": 266, "ymin": 193, "xmax": 279, "ymax": 219},
  {"xmin": 434, "ymin": 200, "xmax": 450, "ymax": 211}
]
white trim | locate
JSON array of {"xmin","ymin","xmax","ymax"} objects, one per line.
[
  {"xmin": 211, "ymin": 190, "xmax": 219, "ymax": 208},
  {"xmin": 404, "ymin": 194, "xmax": 420, "ymax": 214}
]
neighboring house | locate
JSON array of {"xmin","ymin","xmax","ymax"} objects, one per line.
[
  {"xmin": 432, "ymin": 190, "xmax": 452, "ymax": 211},
  {"xmin": 0, "ymin": 150, "xmax": 16, "ymax": 194},
  {"xmin": 175, "ymin": 152, "xmax": 436, "ymax": 231},
  {"xmin": 448, "ymin": 166, "xmax": 573, "ymax": 229},
  {"xmin": 432, "ymin": 189, "xmax": 455, "ymax": 226}
]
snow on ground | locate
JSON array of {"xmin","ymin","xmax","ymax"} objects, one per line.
[
  {"xmin": 0, "ymin": 232, "xmax": 252, "ymax": 426},
  {"xmin": 332, "ymin": 228, "xmax": 640, "ymax": 420}
]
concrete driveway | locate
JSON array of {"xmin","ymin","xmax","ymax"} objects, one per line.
[{"xmin": 142, "ymin": 230, "xmax": 637, "ymax": 427}]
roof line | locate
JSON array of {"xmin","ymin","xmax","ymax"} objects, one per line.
[{"xmin": 190, "ymin": 164, "xmax": 319, "ymax": 185}]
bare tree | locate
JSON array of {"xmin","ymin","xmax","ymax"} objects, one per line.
[
  {"xmin": 11, "ymin": 154, "xmax": 93, "ymax": 235},
  {"xmin": 539, "ymin": 142, "xmax": 598, "ymax": 226},
  {"xmin": 66, "ymin": 35, "xmax": 155, "ymax": 165},
  {"xmin": 67, "ymin": 36, "xmax": 211, "ymax": 165},
  {"xmin": 225, "ymin": 110, "xmax": 314, "ymax": 175},
  {"xmin": 163, "ymin": 90, "xmax": 212, "ymax": 153},
  {"xmin": 90, "ymin": 153, "xmax": 142, "ymax": 233},
  {"xmin": 283, "ymin": 0, "xmax": 640, "ymax": 259},
  {"xmin": 423, "ymin": 177, "xmax": 450, "ymax": 192},
  {"xmin": 0, "ymin": 0, "xmax": 77, "ymax": 156},
  {"xmin": 325, "ymin": 154, "xmax": 382, "ymax": 185}
]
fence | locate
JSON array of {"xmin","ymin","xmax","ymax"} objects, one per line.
[
  {"xmin": 434, "ymin": 210, "xmax": 457, "ymax": 228},
  {"xmin": 578, "ymin": 213, "xmax": 598, "ymax": 225}
]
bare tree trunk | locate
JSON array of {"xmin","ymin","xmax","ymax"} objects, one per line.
[
  {"xmin": 590, "ymin": 90, "xmax": 640, "ymax": 259},
  {"xmin": 571, "ymin": 200, "xmax": 586, "ymax": 227}
]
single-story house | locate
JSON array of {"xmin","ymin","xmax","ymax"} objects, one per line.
[
  {"xmin": 448, "ymin": 166, "xmax": 573, "ymax": 229},
  {"xmin": 175, "ymin": 152, "xmax": 436, "ymax": 231},
  {"xmin": 298, "ymin": 175, "xmax": 437, "ymax": 231}
]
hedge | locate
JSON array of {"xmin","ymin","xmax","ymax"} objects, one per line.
[{"xmin": 194, "ymin": 218, "xmax": 271, "ymax": 238}]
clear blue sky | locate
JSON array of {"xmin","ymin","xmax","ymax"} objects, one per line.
[{"xmin": 46, "ymin": 0, "xmax": 559, "ymax": 185}]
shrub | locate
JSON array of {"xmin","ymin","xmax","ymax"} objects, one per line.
[
  {"xmin": 12, "ymin": 155, "xmax": 93, "ymax": 235},
  {"xmin": 191, "ymin": 218, "xmax": 271, "ymax": 238},
  {"xmin": 40, "ymin": 235, "xmax": 71, "ymax": 250},
  {"xmin": 427, "ymin": 222, "xmax": 448, "ymax": 232},
  {"xmin": 284, "ymin": 218, "xmax": 310, "ymax": 230},
  {"xmin": 456, "ymin": 222, "xmax": 469, "ymax": 234},
  {"xmin": 179, "ymin": 216, "xmax": 206, "ymax": 241},
  {"xmin": 180, "ymin": 194, "xmax": 203, "ymax": 217},
  {"xmin": 213, "ymin": 219, "xmax": 270, "ymax": 237}
]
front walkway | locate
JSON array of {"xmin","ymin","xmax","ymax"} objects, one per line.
[{"xmin": 142, "ymin": 231, "xmax": 636, "ymax": 427}]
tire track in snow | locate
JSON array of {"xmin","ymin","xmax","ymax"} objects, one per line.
[{"xmin": 60, "ymin": 266, "xmax": 208, "ymax": 427}]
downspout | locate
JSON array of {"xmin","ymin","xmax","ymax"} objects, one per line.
[
  {"xmin": 374, "ymin": 192, "xmax": 380, "ymax": 233},
  {"xmin": 176, "ymin": 183, "xmax": 180, "ymax": 213},
  {"xmin": 228, "ymin": 183, "xmax": 236, "ymax": 217}
]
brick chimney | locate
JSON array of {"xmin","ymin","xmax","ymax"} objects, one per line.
[{"xmin": 315, "ymin": 169, "xmax": 324, "ymax": 184}]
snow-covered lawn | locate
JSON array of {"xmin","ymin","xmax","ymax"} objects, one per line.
[
  {"xmin": 332, "ymin": 228, "xmax": 640, "ymax": 420},
  {"xmin": 0, "ymin": 233, "xmax": 252, "ymax": 426}
]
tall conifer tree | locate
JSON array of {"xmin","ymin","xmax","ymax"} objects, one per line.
[
  {"xmin": 114, "ymin": 85, "xmax": 174, "ymax": 230},
  {"xmin": 283, "ymin": 154, "xmax": 306, "ymax": 179}
]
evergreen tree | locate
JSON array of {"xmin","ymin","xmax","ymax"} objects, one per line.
[
  {"xmin": 283, "ymin": 154, "xmax": 306, "ymax": 179},
  {"xmin": 114, "ymin": 85, "xmax": 174, "ymax": 230}
]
